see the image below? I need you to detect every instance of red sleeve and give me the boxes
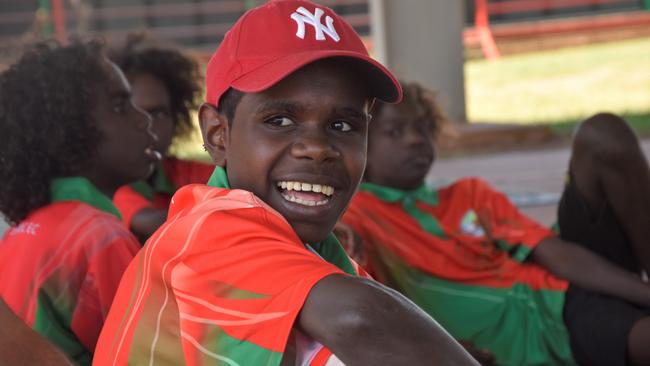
[465,178,553,262]
[70,228,140,352]
[95,187,344,364]
[176,205,345,352]
[113,185,152,228]
[163,158,215,188]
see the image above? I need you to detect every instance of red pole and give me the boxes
[474,0,500,60]
[51,0,67,43]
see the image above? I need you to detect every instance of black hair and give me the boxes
[371,80,448,140]
[109,33,202,141]
[0,39,108,224]
[217,88,244,126]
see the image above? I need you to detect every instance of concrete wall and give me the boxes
[370,0,467,122]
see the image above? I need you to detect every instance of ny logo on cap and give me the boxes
[291,6,340,42]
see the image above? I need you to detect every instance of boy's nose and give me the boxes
[133,103,157,142]
[290,131,341,162]
[404,127,428,147]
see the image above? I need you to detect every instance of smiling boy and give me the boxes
[93,1,477,365]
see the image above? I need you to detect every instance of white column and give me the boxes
[369,0,467,122]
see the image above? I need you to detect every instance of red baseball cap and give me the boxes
[205,0,401,109]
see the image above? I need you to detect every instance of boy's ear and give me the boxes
[199,103,229,167]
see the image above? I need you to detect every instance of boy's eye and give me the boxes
[388,128,401,137]
[112,103,126,114]
[112,97,130,114]
[331,120,352,132]
[149,109,171,120]
[265,116,294,127]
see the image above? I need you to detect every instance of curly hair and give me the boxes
[109,34,203,141]
[0,39,108,224]
[371,80,450,141]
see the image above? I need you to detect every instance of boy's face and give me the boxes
[93,61,160,193]
[208,59,371,244]
[365,101,436,191]
[129,72,175,155]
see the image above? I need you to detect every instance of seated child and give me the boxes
[93,1,478,365]
[0,40,160,364]
[558,112,650,366]
[110,35,213,241]
[341,81,650,366]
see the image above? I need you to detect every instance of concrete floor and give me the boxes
[430,139,650,226]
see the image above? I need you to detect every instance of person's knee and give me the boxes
[627,316,650,366]
[573,113,640,164]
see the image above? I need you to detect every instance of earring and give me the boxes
[202,144,208,152]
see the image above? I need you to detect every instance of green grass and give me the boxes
[548,112,650,138]
[465,37,650,135]
[175,37,650,160]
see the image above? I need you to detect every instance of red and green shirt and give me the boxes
[343,178,574,366]
[113,157,214,228]
[94,166,365,366]
[0,177,141,365]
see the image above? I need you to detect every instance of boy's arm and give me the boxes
[0,300,72,366]
[298,274,479,366]
[531,235,650,307]
[129,207,167,240]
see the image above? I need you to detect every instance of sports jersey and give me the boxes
[94,166,365,366]
[342,178,574,366]
[0,177,141,365]
[113,157,214,228]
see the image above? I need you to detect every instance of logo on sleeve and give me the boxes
[460,210,485,237]
[291,6,340,42]
[10,221,40,236]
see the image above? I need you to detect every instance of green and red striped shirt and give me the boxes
[113,157,214,228]
[0,177,140,365]
[94,167,364,365]
[343,178,574,366]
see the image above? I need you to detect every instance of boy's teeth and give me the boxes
[276,181,334,196]
[281,192,329,206]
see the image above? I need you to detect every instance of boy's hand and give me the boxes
[458,340,496,366]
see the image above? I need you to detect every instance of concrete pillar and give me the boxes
[370,0,467,122]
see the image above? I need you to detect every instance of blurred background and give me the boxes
[1,0,649,231]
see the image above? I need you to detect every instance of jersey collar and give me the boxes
[206,166,357,276]
[50,177,122,219]
[359,181,439,205]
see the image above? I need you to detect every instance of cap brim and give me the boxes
[230,50,402,103]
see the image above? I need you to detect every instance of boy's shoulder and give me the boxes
[437,177,500,201]
[1,201,137,260]
[162,156,214,188]
[164,184,299,249]
[443,177,493,192]
[7,201,125,236]
[168,184,285,222]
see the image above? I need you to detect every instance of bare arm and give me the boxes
[129,207,167,242]
[297,274,479,366]
[531,235,650,307]
[0,300,72,366]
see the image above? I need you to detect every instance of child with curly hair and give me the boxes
[110,35,213,241]
[0,40,160,364]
